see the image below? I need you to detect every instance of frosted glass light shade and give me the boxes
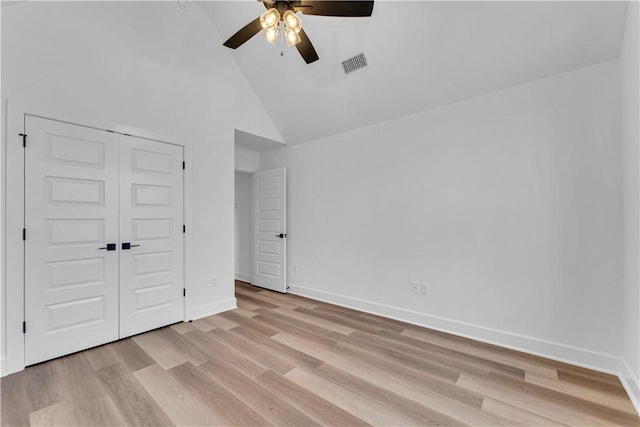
[285,26,301,46]
[260,8,280,29]
[283,10,302,33]
[263,25,280,44]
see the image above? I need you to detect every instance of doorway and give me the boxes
[235,171,252,284]
[234,167,288,293]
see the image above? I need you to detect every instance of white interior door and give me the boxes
[252,167,287,293]
[24,117,120,365]
[118,135,184,338]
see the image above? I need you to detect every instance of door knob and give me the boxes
[121,242,141,250]
[98,243,116,251]
[275,233,287,238]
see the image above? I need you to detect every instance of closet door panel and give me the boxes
[24,117,120,365]
[118,136,184,338]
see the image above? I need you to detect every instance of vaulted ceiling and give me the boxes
[200,1,628,145]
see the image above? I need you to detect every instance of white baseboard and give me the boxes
[235,273,251,283]
[1,356,6,377]
[288,284,625,378]
[620,360,640,415]
[191,297,237,320]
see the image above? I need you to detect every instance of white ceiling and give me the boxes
[199,1,628,145]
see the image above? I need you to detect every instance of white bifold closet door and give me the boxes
[118,135,184,338]
[24,116,183,366]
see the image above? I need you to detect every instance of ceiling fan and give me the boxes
[223,1,374,64]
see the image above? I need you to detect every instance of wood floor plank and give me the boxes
[254,369,371,426]
[265,290,320,309]
[236,297,262,311]
[284,366,416,426]
[170,321,198,334]
[315,362,470,426]
[196,313,241,330]
[183,328,270,378]
[236,293,279,309]
[207,328,296,375]
[402,327,560,378]
[48,352,110,407]
[84,344,118,371]
[312,304,406,333]
[231,306,259,318]
[198,358,321,426]
[235,281,259,292]
[326,330,462,382]
[168,362,272,426]
[231,325,324,370]
[272,306,357,335]
[1,362,62,426]
[28,396,128,427]
[558,368,630,396]
[155,326,210,366]
[481,397,568,426]
[254,308,342,347]
[28,401,82,427]
[95,363,174,427]
[133,364,225,426]
[297,305,385,334]
[234,288,300,310]
[525,371,638,414]
[374,329,526,379]
[218,310,279,336]
[131,329,190,370]
[108,338,156,372]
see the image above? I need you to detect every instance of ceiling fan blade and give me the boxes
[223,17,263,49]
[295,28,319,64]
[295,1,374,17]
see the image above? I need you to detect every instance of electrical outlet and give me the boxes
[412,281,420,293]
[420,282,429,295]
[293,264,299,273]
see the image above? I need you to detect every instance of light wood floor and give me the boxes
[2,281,639,426]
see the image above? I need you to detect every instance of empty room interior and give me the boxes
[1,0,640,425]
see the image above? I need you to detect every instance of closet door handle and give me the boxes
[276,233,287,238]
[98,243,116,251]
[121,242,140,250]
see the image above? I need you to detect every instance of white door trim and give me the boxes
[1,106,193,376]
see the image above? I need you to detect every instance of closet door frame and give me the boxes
[3,108,193,375]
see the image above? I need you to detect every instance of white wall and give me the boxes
[262,61,623,371]
[621,1,640,411]
[1,1,282,374]
[235,147,260,173]
[235,172,252,282]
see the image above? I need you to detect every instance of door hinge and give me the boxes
[22,228,26,241]
[19,133,26,147]
[183,225,186,233]
[183,288,186,297]
[182,161,185,170]
[22,321,26,334]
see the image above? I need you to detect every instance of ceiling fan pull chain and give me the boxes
[280,21,284,57]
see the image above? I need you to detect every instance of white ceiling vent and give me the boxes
[340,53,368,76]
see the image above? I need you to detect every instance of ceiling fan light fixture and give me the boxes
[263,25,280,44]
[285,26,301,46]
[283,10,302,34]
[260,8,280,29]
